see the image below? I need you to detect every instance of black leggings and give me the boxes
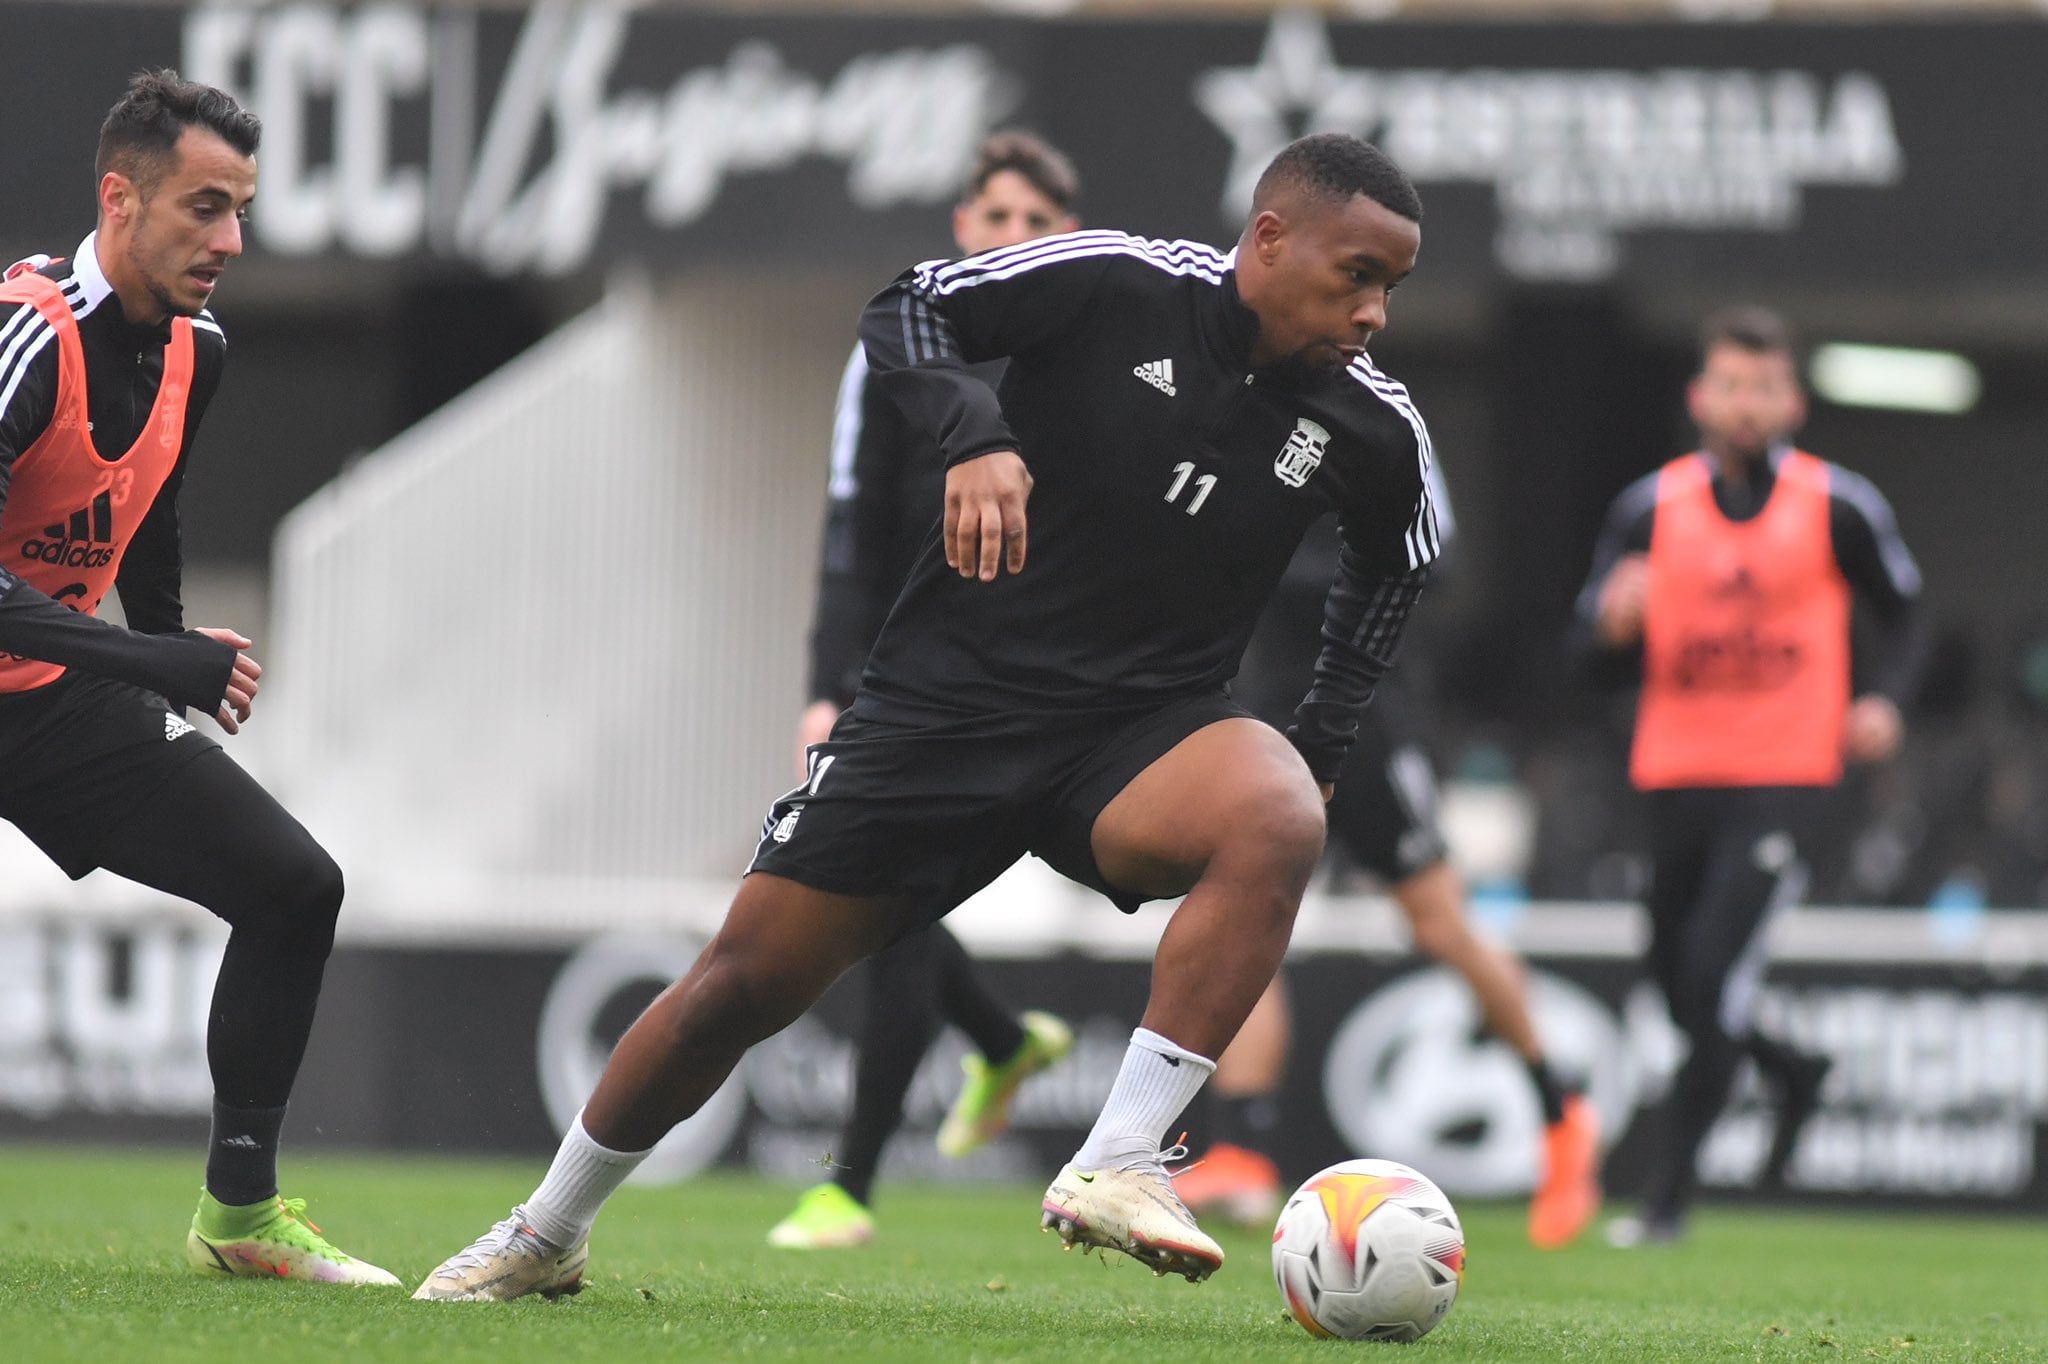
[833,924,1024,1206]
[1636,784,1826,1221]
[90,748,343,1110]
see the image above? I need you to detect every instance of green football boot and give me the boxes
[187,1191,400,1285]
[767,1183,876,1249]
[937,1010,1075,1159]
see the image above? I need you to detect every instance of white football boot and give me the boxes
[1040,1147,1224,1283]
[412,1207,588,1302]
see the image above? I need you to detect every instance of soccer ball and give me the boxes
[1270,1158,1465,1342]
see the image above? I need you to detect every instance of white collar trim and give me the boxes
[72,232,115,316]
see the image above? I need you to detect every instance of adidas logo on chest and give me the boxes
[18,489,118,569]
[1133,358,1176,396]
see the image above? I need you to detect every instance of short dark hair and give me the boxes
[1699,305,1796,368]
[96,69,261,201]
[965,130,1079,212]
[1252,133,1422,225]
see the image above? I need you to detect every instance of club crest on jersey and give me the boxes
[1274,417,1330,489]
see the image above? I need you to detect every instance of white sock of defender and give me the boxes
[520,1111,650,1249]
[1072,1028,1216,1172]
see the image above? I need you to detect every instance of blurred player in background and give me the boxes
[1175,478,1600,1251]
[416,133,1436,1301]
[1580,306,1921,1245]
[767,131,1082,1252]
[0,71,395,1286]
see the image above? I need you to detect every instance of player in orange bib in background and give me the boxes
[0,71,395,1286]
[1579,307,1922,1245]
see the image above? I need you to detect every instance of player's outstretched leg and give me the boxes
[1394,860,1601,1249]
[416,875,908,1302]
[91,747,399,1287]
[1040,719,1323,1283]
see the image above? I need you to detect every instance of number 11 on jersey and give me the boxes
[1165,461,1218,515]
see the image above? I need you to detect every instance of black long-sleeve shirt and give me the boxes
[804,344,1005,709]
[1576,445,1923,702]
[0,237,236,713]
[855,230,1439,782]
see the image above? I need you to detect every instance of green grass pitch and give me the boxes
[2,1145,2043,1362]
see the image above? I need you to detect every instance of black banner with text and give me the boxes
[2,4,2045,290]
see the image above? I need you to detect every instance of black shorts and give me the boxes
[0,671,220,878]
[1325,701,1448,885]
[748,690,1252,922]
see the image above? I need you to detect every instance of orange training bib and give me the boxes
[0,272,192,692]
[1631,450,1850,789]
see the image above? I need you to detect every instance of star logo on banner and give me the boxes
[1195,10,1906,283]
[1192,10,1377,226]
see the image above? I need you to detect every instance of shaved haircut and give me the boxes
[1251,133,1422,225]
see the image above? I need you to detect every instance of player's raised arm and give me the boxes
[860,236,1131,579]
[0,569,239,714]
[859,235,1124,454]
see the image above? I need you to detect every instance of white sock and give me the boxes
[1071,1028,1215,1172]
[521,1111,650,1249]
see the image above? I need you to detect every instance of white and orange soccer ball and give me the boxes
[1270,1158,1465,1342]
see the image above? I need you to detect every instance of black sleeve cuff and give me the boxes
[1286,703,1357,785]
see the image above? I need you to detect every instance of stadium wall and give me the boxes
[4,892,2046,1211]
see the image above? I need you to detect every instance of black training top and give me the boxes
[855,230,1440,782]
[0,236,235,713]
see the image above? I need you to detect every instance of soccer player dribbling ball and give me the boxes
[0,71,396,1286]
[417,133,1438,1302]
